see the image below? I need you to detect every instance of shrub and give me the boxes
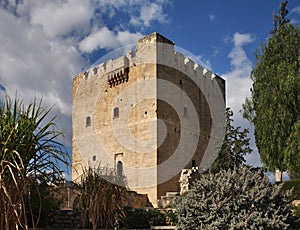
[175,166,299,229]
[278,180,300,200]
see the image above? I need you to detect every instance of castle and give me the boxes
[72,32,225,206]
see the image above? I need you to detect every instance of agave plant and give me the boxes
[0,95,69,229]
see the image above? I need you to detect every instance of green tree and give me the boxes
[243,1,300,181]
[210,108,252,174]
[175,166,299,229]
[0,95,68,229]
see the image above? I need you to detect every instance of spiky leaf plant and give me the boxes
[0,95,69,229]
[74,166,125,230]
[175,166,299,229]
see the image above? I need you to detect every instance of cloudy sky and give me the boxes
[0,0,299,179]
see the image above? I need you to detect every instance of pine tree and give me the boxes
[210,108,251,174]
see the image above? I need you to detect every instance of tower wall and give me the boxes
[72,32,225,206]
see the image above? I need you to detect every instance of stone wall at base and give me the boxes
[47,210,81,229]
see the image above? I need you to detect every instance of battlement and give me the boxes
[75,32,221,83]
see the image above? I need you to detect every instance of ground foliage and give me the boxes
[74,167,125,230]
[175,166,299,229]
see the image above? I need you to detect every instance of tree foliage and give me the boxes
[175,166,299,229]
[0,95,68,229]
[242,1,300,177]
[210,108,251,174]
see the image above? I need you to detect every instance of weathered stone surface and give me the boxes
[72,32,225,207]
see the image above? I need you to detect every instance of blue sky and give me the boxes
[0,0,299,180]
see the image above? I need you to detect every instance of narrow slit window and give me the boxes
[117,161,123,177]
[192,160,196,167]
[86,116,91,127]
[184,106,188,117]
[113,107,119,118]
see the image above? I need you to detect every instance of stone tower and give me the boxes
[72,32,225,206]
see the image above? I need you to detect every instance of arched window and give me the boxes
[117,161,123,177]
[113,107,119,118]
[86,116,91,127]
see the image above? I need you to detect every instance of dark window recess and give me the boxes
[113,107,119,118]
[86,116,91,127]
[145,111,147,115]
[93,155,96,161]
[179,79,182,85]
[117,161,123,177]
[192,160,196,167]
[184,106,188,117]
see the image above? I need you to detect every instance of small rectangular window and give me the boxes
[184,106,188,117]
[93,155,96,161]
[113,107,119,118]
[86,116,91,127]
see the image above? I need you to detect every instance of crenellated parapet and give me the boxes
[75,32,220,85]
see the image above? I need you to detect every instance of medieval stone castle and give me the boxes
[72,32,225,206]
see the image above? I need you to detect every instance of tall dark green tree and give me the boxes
[210,108,252,174]
[243,1,300,181]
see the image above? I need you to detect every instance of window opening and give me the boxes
[86,116,91,127]
[117,161,123,177]
[113,107,119,118]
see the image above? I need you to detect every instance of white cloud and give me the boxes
[209,14,216,21]
[0,7,85,145]
[79,27,143,52]
[79,27,120,52]
[232,32,255,47]
[221,32,259,166]
[222,32,255,115]
[117,31,144,45]
[228,46,252,71]
[130,2,169,27]
[15,0,93,38]
[0,0,170,150]
[291,5,300,14]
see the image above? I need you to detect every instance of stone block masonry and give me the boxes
[72,32,225,207]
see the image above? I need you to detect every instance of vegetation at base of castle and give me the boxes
[73,166,125,230]
[0,95,69,229]
[24,175,64,228]
[277,179,300,200]
[210,107,252,174]
[121,207,177,229]
[175,165,299,230]
[242,0,300,181]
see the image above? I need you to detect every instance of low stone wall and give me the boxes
[47,210,81,229]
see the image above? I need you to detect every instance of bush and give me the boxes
[278,180,300,200]
[175,166,299,229]
[121,207,177,228]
